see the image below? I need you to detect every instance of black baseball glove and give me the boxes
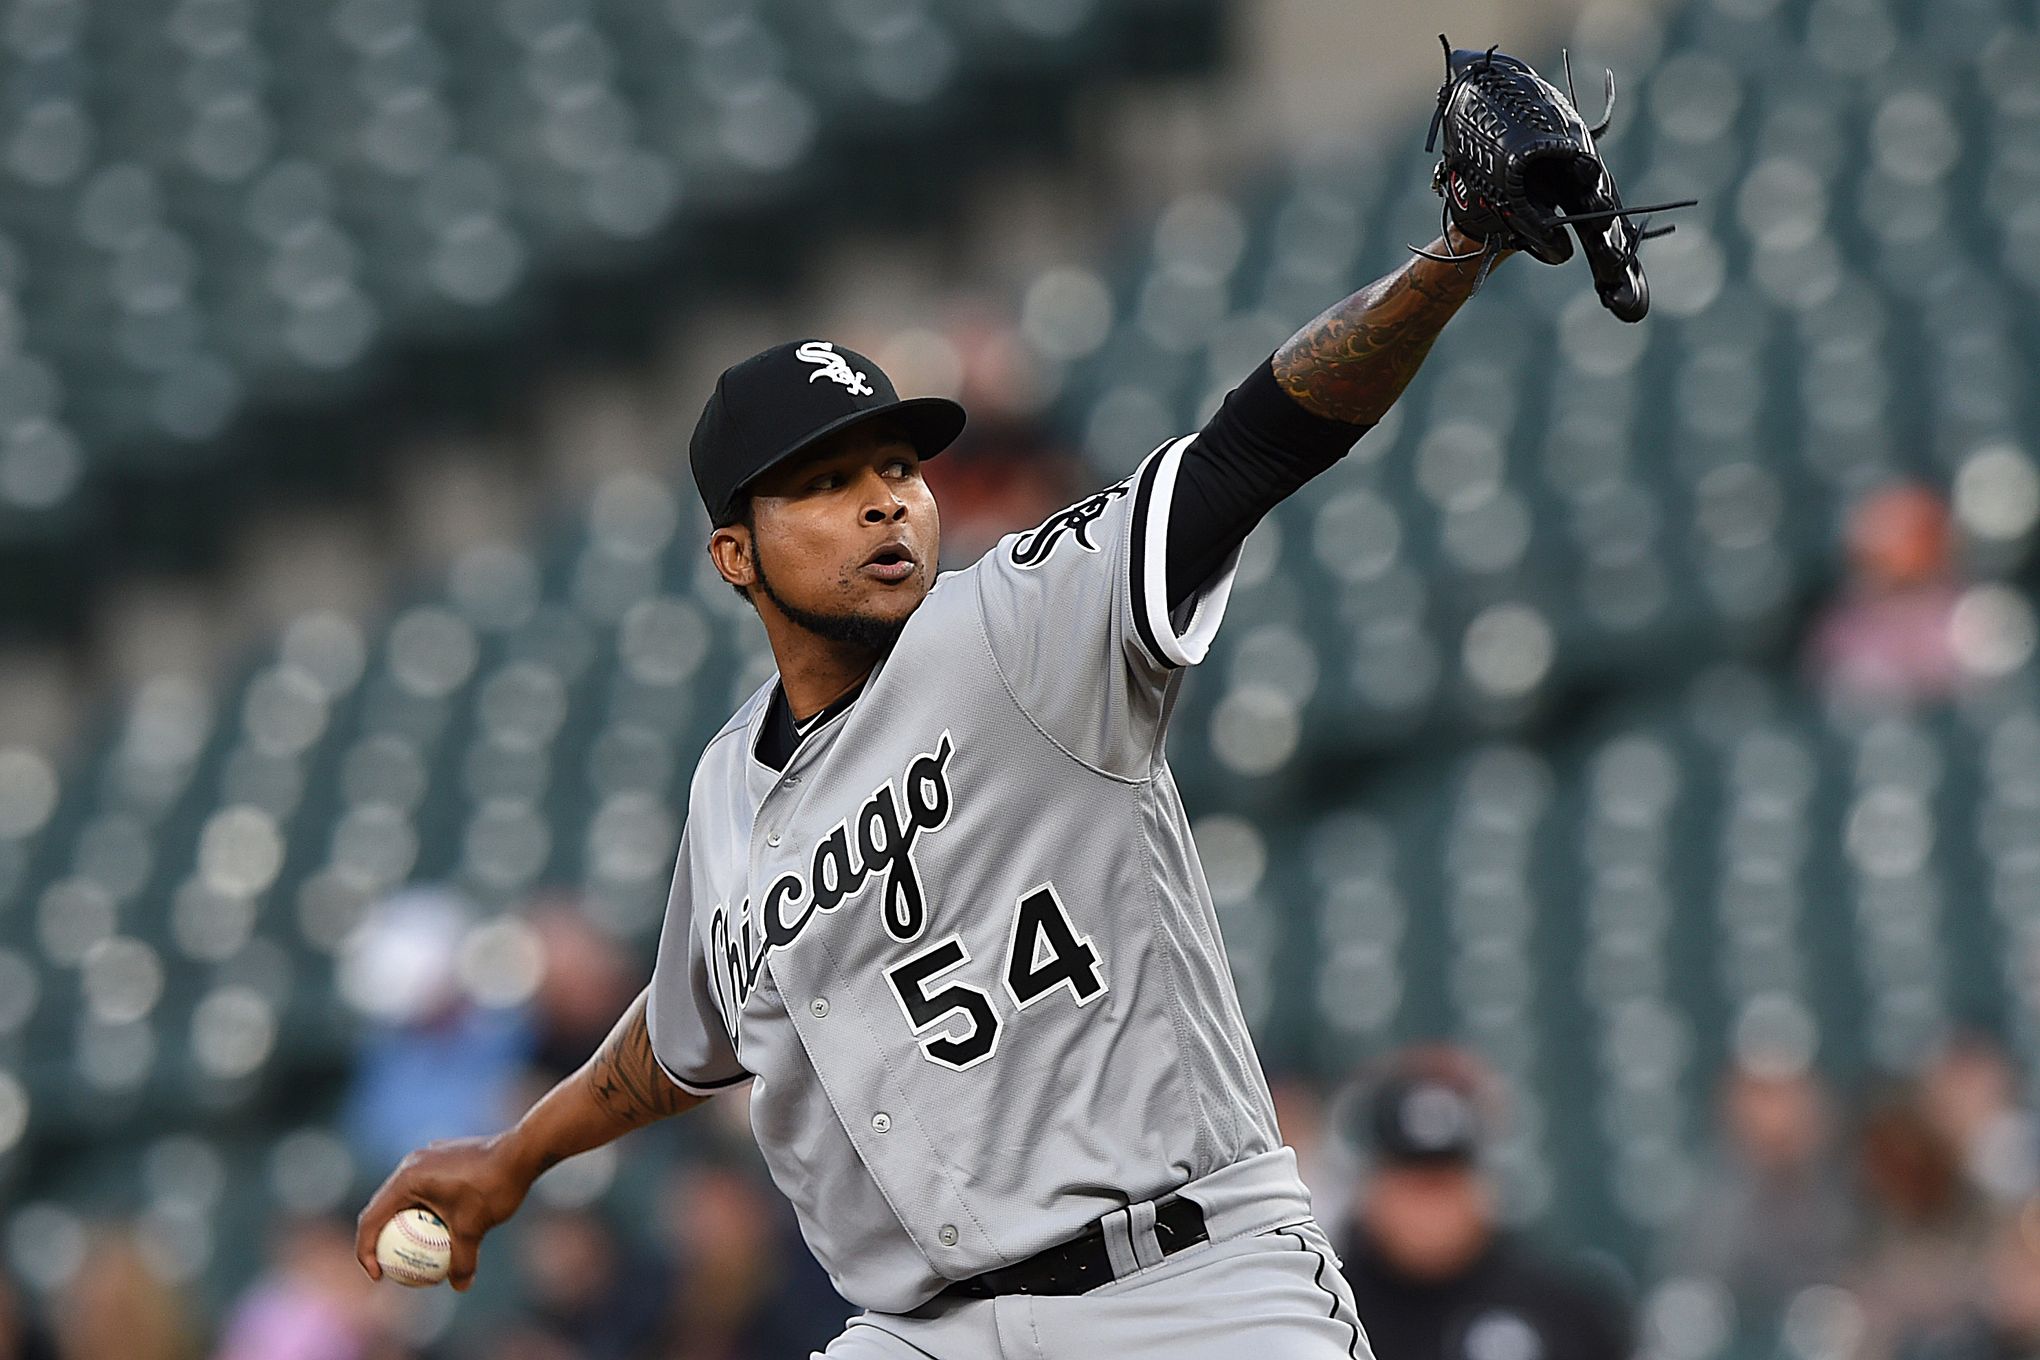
[1422,37,1693,322]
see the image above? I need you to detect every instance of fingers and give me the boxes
[410,1188,482,1292]
[448,1231,481,1293]
[359,1174,405,1280]
[355,1173,483,1290]
[354,1140,514,1291]
[354,1153,441,1283]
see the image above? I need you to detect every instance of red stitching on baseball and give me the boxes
[391,1215,448,1264]
[395,1214,450,1252]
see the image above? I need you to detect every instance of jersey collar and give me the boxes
[752,675,868,772]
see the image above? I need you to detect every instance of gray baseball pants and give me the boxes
[816,1158,1370,1359]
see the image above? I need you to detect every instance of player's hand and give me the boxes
[354,1132,538,1291]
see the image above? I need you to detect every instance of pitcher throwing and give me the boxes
[357,42,1678,1356]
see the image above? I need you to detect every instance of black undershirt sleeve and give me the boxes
[1164,356,1375,611]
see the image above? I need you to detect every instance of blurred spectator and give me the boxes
[212,1216,407,1360]
[339,887,535,1173]
[504,1207,664,1360]
[1851,1088,1992,1360]
[1898,1198,2040,1360]
[657,1158,850,1360]
[923,445,1085,565]
[1919,1031,2038,1208]
[1807,484,1963,708]
[1668,1059,1857,1333]
[524,900,639,1084]
[0,1269,54,1360]
[52,1229,197,1360]
[1337,1051,1631,1360]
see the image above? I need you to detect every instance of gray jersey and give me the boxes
[647,433,1291,1314]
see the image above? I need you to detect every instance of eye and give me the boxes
[885,458,915,477]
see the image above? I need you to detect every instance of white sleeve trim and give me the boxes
[656,1053,752,1098]
[1137,433,1242,668]
[644,984,749,1097]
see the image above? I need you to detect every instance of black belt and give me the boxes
[939,1196,1209,1299]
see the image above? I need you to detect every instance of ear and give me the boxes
[709,523,756,591]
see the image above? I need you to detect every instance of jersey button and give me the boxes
[871,1112,892,1134]
[938,1225,959,1247]
[810,998,829,1018]
[766,832,781,847]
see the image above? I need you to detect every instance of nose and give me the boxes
[859,473,908,524]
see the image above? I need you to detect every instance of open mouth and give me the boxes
[862,543,916,583]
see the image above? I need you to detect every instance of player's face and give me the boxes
[730,425,940,646]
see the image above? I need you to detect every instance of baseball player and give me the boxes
[357,44,1678,1357]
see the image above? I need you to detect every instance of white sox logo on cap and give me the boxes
[796,341,874,396]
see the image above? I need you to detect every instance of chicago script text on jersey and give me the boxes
[708,732,957,1046]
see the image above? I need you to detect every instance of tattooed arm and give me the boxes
[356,989,703,1289]
[513,987,706,1165]
[1272,226,1505,425]
[1160,228,1506,606]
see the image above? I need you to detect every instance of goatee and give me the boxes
[753,546,910,653]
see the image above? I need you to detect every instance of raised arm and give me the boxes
[1160,228,1505,609]
[354,988,704,1290]
[1271,227,1504,426]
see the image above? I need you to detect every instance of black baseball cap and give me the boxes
[689,339,968,526]
[1365,1072,1484,1166]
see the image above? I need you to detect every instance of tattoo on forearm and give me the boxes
[1272,240,1490,425]
[587,998,695,1125]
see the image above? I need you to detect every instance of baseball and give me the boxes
[375,1206,453,1287]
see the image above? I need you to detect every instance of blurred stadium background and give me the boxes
[3,0,2040,1356]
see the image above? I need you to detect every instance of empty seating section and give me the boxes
[1269,667,2040,1263]
[1043,0,2040,769]
[0,0,1222,549]
[0,475,773,1300]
